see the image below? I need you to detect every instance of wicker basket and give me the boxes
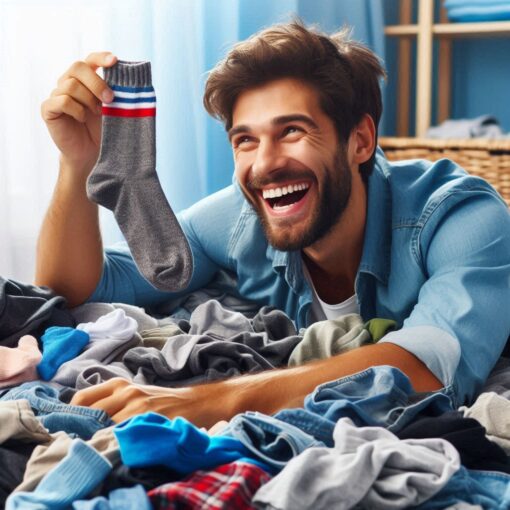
[379,137,510,207]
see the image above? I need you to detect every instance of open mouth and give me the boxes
[261,182,310,211]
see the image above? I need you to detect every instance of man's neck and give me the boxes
[303,172,367,304]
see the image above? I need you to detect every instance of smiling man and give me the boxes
[37,22,510,426]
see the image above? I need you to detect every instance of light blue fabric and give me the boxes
[90,148,510,406]
[222,410,324,473]
[99,1,384,244]
[6,439,112,510]
[446,5,510,22]
[0,382,114,440]
[72,485,152,510]
[273,366,453,446]
[304,366,453,430]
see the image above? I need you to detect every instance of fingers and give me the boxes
[42,52,117,124]
[58,52,117,104]
[53,77,101,114]
[84,51,117,71]
[41,94,87,123]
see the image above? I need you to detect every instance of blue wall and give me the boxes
[382,0,510,135]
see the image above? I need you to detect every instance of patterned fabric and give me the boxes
[148,461,270,509]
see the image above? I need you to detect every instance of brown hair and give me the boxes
[203,20,386,180]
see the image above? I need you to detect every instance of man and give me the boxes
[37,22,510,427]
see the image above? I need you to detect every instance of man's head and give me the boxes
[203,21,385,251]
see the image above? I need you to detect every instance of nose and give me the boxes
[251,138,289,182]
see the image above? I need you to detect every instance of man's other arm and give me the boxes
[72,342,441,428]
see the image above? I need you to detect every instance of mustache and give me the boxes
[246,169,315,191]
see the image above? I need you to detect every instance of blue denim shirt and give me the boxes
[89,148,510,405]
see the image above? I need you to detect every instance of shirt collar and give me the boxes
[358,148,392,285]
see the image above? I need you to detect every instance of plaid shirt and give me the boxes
[148,461,271,509]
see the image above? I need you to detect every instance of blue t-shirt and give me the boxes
[89,148,510,406]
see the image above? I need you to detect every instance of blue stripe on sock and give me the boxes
[113,96,156,103]
[111,84,155,93]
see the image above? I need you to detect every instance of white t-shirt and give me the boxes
[302,261,360,322]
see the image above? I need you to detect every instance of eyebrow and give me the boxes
[228,114,319,141]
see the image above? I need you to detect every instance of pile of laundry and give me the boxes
[1,277,510,509]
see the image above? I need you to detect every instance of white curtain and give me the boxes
[0,0,171,282]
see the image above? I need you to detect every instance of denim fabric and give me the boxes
[222,411,324,473]
[416,467,510,509]
[89,148,510,406]
[304,366,453,433]
[274,366,453,445]
[274,408,335,447]
[0,382,113,440]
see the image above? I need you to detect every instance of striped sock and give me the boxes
[87,60,192,292]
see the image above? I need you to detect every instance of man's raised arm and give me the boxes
[35,52,118,306]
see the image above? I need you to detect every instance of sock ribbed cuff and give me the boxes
[104,60,152,88]
[102,60,156,117]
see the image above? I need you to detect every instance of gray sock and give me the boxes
[87,60,192,291]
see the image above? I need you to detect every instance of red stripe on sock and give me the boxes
[102,107,156,117]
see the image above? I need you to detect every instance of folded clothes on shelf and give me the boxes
[426,115,510,139]
[444,0,510,22]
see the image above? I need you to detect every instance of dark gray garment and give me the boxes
[125,300,300,387]
[0,278,75,348]
[75,300,300,389]
[86,60,192,292]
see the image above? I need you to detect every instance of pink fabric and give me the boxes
[0,335,42,388]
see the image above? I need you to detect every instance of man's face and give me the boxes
[230,77,352,251]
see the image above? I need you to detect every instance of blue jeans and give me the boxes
[0,382,113,440]
[416,467,510,509]
[306,366,453,431]
[222,411,324,473]
[274,408,335,447]
[275,366,453,445]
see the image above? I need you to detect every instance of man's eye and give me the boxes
[234,136,252,147]
[283,126,302,136]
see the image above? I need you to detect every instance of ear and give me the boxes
[350,114,376,165]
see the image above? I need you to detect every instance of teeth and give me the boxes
[273,203,293,211]
[262,182,309,200]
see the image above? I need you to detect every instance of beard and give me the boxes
[244,146,352,251]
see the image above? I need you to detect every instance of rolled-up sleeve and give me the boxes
[379,190,510,405]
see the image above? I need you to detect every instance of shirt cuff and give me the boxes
[378,325,461,387]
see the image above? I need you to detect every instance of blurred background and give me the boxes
[0,0,509,282]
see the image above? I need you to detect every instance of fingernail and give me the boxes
[106,54,116,64]
[102,89,113,103]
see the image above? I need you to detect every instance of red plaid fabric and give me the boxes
[148,461,271,509]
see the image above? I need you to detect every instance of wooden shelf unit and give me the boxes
[384,0,510,137]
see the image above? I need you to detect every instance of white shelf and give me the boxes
[385,21,510,38]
